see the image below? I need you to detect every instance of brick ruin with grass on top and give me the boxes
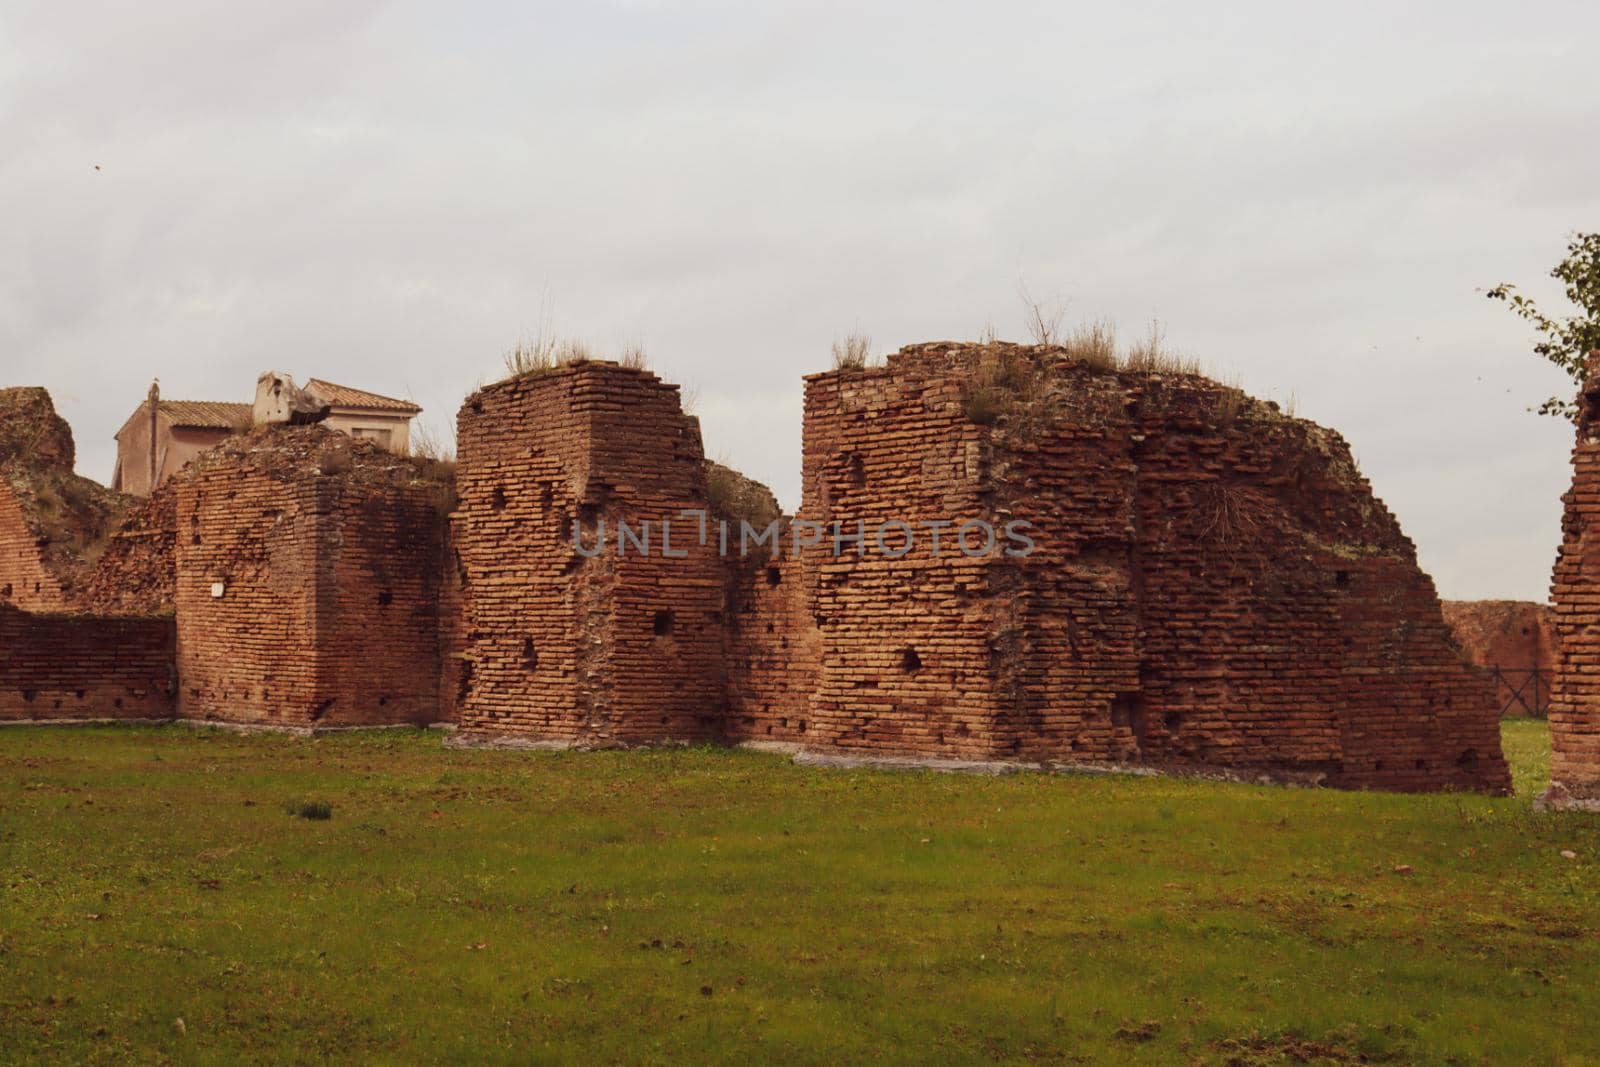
[450,362,727,744]
[0,347,1513,793]
[736,343,1509,792]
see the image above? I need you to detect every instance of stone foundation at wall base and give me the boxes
[1535,782,1600,813]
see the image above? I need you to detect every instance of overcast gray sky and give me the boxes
[2,0,1595,600]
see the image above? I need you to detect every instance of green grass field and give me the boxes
[1,719,1596,1064]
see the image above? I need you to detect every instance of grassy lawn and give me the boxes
[1,718,1596,1065]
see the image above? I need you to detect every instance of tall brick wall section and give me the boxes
[0,604,175,721]
[452,363,725,744]
[174,428,448,729]
[760,344,1508,792]
[1546,358,1600,809]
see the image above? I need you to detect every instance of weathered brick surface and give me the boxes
[762,344,1508,792]
[1443,600,1557,673]
[0,387,129,612]
[0,479,70,611]
[174,427,448,729]
[723,544,818,744]
[0,603,174,721]
[1546,359,1600,806]
[452,363,725,743]
[77,482,179,616]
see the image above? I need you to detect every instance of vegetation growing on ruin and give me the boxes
[1488,231,1600,421]
[0,719,1593,1064]
[831,333,873,370]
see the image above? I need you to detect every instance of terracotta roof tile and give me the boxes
[158,400,252,430]
[304,379,421,414]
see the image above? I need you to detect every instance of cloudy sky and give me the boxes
[2,0,1596,600]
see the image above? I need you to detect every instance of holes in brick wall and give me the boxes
[521,637,538,670]
[1335,570,1351,588]
[0,583,9,599]
[456,660,474,706]
[1162,711,1182,732]
[1413,758,1426,770]
[766,566,781,586]
[653,610,675,637]
[846,452,866,488]
[21,689,36,703]
[900,647,922,674]
[1455,748,1478,770]
[1375,759,1386,772]
[309,699,335,722]
[377,590,393,607]
[491,487,507,510]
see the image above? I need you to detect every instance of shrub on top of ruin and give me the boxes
[1487,232,1600,421]
[409,420,457,496]
[502,334,596,380]
[963,348,1051,430]
[1060,319,1120,371]
[831,334,873,370]
[618,343,649,371]
[1121,319,1200,375]
[705,460,782,531]
[1019,283,1065,346]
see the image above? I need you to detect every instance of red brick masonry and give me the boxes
[1546,357,1600,809]
[0,603,174,721]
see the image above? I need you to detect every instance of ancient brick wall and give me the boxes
[0,480,70,611]
[0,603,175,721]
[723,544,818,744]
[77,482,179,616]
[175,428,448,729]
[0,387,130,612]
[1442,599,1556,716]
[452,362,725,744]
[1443,600,1557,672]
[767,343,1509,792]
[1546,358,1600,808]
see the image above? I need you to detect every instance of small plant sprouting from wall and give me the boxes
[502,335,596,379]
[831,334,873,370]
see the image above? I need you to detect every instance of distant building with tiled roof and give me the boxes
[301,379,422,454]
[113,379,422,497]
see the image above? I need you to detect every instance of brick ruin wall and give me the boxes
[746,345,1509,792]
[1442,599,1556,717]
[1546,360,1600,808]
[77,481,179,616]
[0,479,72,611]
[452,364,725,744]
[1443,600,1557,673]
[0,603,175,722]
[174,429,448,729]
[0,362,1513,795]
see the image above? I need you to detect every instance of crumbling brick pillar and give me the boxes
[1545,354,1600,810]
[452,362,725,744]
[785,343,1509,792]
[174,429,448,729]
